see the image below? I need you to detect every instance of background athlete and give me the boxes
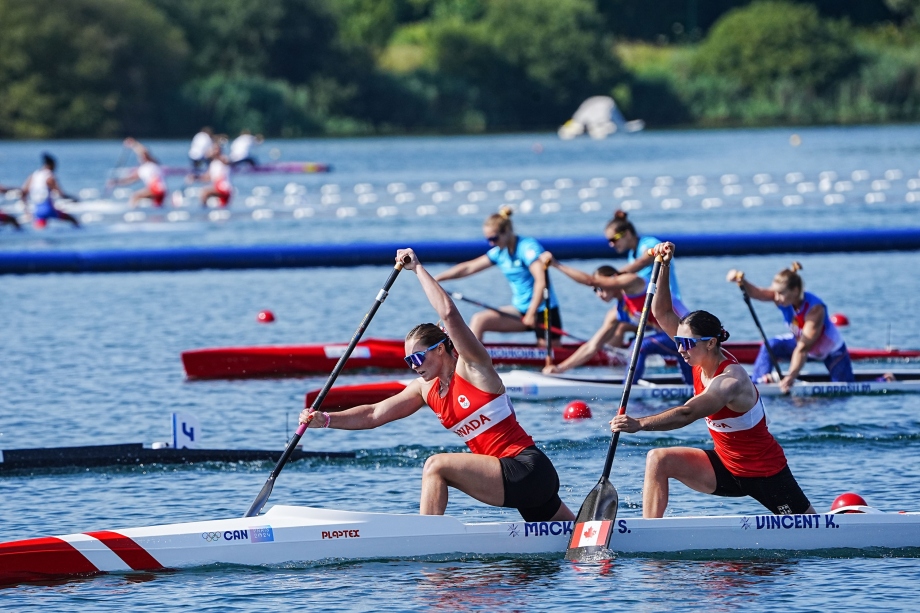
[20,153,80,229]
[109,138,168,208]
[300,248,574,522]
[727,262,854,392]
[611,242,815,518]
[435,206,561,345]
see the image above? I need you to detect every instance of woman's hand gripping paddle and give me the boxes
[543,263,554,369]
[244,257,409,517]
[565,257,663,561]
[733,274,783,382]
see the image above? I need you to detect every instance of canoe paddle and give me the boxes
[735,278,783,381]
[542,264,554,368]
[104,145,129,197]
[244,257,409,518]
[449,291,587,342]
[565,256,662,561]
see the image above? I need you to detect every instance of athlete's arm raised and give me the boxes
[399,248,502,392]
[780,303,826,392]
[726,269,774,302]
[649,242,680,338]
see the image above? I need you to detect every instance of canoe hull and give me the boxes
[3,506,919,585]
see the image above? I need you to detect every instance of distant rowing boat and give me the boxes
[307,369,920,409]
[158,161,332,176]
[1,505,917,585]
[181,337,920,380]
[0,443,353,474]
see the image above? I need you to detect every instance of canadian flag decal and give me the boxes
[570,520,612,548]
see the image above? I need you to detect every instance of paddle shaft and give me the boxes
[601,259,662,479]
[543,265,553,368]
[104,146,130,195]
[738,284,783,380]
[244,258,407,517]
[449,292,586,342]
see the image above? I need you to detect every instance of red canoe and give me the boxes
[182,337,918,380]
[181,338,630,379]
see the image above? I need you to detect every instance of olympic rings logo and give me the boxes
[201,531,223,542]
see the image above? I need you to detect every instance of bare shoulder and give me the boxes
[718,363,759,411]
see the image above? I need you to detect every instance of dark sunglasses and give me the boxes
[674,336,714,351]
[607,231,625,245]
[593,286,602,295]
[486,234,500,244]
[404,338,447,368]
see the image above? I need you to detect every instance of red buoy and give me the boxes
[563,400,592,420]
[257,310,275,323]
[830,312,849,327]
[830,492,867,513]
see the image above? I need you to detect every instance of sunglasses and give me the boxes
[486,234,500,244]
[404,338,447,368]
[674,336,714,351]
[607,231,625,245]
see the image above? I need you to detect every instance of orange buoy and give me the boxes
[830,313,849,327]
[257,310,275,323]
[563,400,592,420]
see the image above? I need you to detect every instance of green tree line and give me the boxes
[0,0,915,138]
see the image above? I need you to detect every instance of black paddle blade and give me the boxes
[564,476,619,561]
[244,475,276,517]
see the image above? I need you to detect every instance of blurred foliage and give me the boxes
[1,0,920,137]
[0,0,187,138]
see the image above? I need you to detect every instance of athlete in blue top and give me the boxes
[606,210,685,306]
[727,262,854,393]
[435,207,561,344]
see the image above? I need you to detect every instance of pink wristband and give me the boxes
[322,412,331,428]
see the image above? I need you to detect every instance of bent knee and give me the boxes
[422,454,449,477]
[645,448,679,474]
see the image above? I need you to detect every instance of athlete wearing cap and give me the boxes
[300,248,574,522]
[610,241,814,518]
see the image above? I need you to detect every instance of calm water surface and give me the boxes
[3,126,920,611]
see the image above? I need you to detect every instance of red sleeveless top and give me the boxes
[695,353,787,478]
[425,373,534,458]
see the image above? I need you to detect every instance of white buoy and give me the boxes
[723,185,743,196]
[613,187,632,199]
[824,194,845,206]
[782,195,803,207]
[580,201,601,212]
[720,174,739,185]
[124,211,146,222]
[420,182,440,193]
[354,183,374,194]
[797,182,816,194]
[701,198,723,209]
[453,180,473,192]
[209,209,231,221]
[884,169,903,181]
[541,189,560,200]
[468,191,487,202]
[167,211,190,222]
[834,181,853,193]
[431,192,451,204]
[687,185,706,197]
[245,196,265,207]
[621,199,642,210]
[357,193,378,205]
[578,188,597,199]
[252,186,271,197]
[504,190,524,201]
[759,183,778,195]
[283,195,302,207]
[651,186,670,198]
[753,173,772,185]
[519,199,535,213]
[865,192,886,204]
[554,178,574,189]
[655,176,673,186]
[252,209,274,220]
[819,171,837,182]
[540,202,561,213]
[661,198,682,209]
[589,178,609,188]
[906,192,920,203]
[486,181,506,191]
[320,194,341,206]
[395,192,415,204]
[387,182,406,194]
[377,206,398,217]
[293,207,314,218]
[457,204,479,215]
[416,205,438,216]
[908,178,920,190]
[622,176,640,187]
[852,170,870,182]
[320,184,340,195]
[521,179,540,190]
[79,188,100,200]
[871,180,891,191]
[785,172,804,184]
[687,175,706,186]
[284,182,305,195]
[742,196,763,208]
[336,207,358,218]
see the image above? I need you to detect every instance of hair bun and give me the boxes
[790,261,802,273]
[718,328,731,342]
[498,205,513,219]
[613,209,628,221]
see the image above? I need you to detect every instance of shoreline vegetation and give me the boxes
[1,0,919,139]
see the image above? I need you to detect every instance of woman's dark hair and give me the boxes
[679,310,730,344]
[594,265,619,277]
[774,261,804,294]
[41,152,56,170]
[405,323,454,353]
[605,209,636,236]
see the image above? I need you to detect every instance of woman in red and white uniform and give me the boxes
[110,138,167,207]
[300,248,574,522]
[198,143,232,207]
[610,241,814,518]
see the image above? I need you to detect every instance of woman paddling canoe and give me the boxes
[537,259,638,374]
[611,242,815,518]
[726,262,854,393]
[300,248,574,522]
[434,206,560,345]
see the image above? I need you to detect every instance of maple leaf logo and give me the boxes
[583,526,596,539]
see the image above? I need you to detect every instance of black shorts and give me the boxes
[706,449,811,515]
[499,446,562,521]
[522,306,562,343]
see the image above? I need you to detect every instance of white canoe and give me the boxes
[313,369,920,409]
[2,505,919,584]
[501,369,920,402]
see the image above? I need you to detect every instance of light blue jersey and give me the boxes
[487,236,559,313]
[630,235,684,303]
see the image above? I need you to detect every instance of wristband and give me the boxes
[322,411,331,428]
